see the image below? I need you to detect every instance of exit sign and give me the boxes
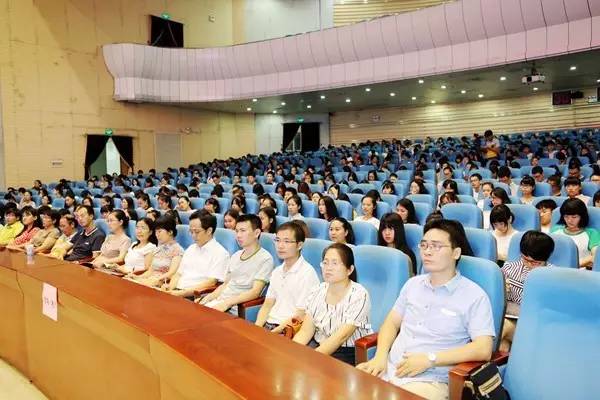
[161,12,171,20]
[297,117,304,123]
[104,128,113,136]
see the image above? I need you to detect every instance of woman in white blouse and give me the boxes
[354,195,380,230]
[293,243,372,365]
[121,218,157,274]
[287,194,305,220]
[490,205,519,265]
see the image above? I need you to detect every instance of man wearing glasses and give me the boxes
[500,231,555,352]
[255,222,319,333]
[163,210,229,299]
[357,219,494,400]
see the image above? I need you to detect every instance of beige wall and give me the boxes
[334,0,452,27]
[0,0,254,187]
[330,89,600,145]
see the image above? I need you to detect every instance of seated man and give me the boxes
[46,213,79,259]
[163,210,229,298]
[64,205,106,262]
[500,231,554,352]
[564,176,591,205]
[531,166,545,183]
[255,222,319,333]
[357,219,494,400]
[535,199,557,234]
[0,207,24,246]
[197,214,273,314]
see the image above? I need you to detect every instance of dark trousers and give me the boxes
[308,339,355,365]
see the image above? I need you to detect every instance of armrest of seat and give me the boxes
[448,351,509,400]
[237,297,265,320]
[354,332,378,365]
[193,285,219,297]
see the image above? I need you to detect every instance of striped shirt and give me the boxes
[304,281,372,347]
[501,259,554,305]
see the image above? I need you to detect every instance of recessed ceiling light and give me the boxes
[430,100,436,104]
[365,87,371,92]
[390,92,396,97]
[252,98,258,102]
[307,105,312,109]
[246,107,252,111]
[500,76,507,81]
[570,66,577,71]
[281,102,286,106]
[596,79,600,83]
[460,90,466,94]
[345,98,351,103]
[533,87,539,91]
[441,85,446,89]
[411,96,417,100]
[418,79,424,84]
[272,110,277,114]
[478,94,484,98]
[320,95,326,99]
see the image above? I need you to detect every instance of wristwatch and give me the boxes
[427,352,437,367]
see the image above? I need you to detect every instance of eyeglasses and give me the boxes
[320,261,343,268]
[274,238,297,245]
[418,241,451,252]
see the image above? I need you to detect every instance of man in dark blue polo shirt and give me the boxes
[65,205,105,262]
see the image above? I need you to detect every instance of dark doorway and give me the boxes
[84,135,134,179]
[282,123,320,152]
[149,15,184,48]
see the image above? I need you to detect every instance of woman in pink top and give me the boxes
[8,206,41,247]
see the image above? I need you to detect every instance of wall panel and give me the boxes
[334,0,454,27]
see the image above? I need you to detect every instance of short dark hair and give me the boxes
[558,198,589,227]
[497,166,512,178]
[237,213,262,232]
[491,187,511,204]
[396,198,417,224]
[535,199,557,211]
[111,209,129,228]
[190,209,216,234]
[531,166,544,175]
[276,221,306,243]
[490,204,514,225]
[520,175,535,187]
[470,173,482,181]
[520,231,554,261]
[322,243,357,282]
[563,176,582,187]
[77,204,95,217]
[423,219,464,250]
[154,215,177,237]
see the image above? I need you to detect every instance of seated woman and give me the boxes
[45,213,78,259]
[64,193,78,213]
[287,194,304,220]
[137,193,154,212]
[564,176,591,205]
[0,207,24,246]
[311,192,323,205]
[438,192,459,208]
[328,217,355,246]
[409,180,428,195]
[395,198,418,224]
[231,196,247,215]
[490,205,520,265]
[381,182,396,195]
[11,207,60,254]
[224,209,240,230]
[130,215,184,287]
[500,231,555,352]
[120,197,138,221]
[7,206,41,248]
[121,218,157,275]
[327,184,341,201]
[483,187,511,229]
[92,210,132,269]
[259,207,277,234]
[19,190,36,209]
[535,199,557,234]
[318,196,339,222]
[477,181,494,210]
[355,195,380,229]
[204,198,221,214]
[293,243,372,365]
[518,175,536,205]
[176,196,192,212]
[551,198,599,269]
[377,213,417,275]
[441,179,458,194]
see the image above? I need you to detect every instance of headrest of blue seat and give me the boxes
[504,268,600,399]
[175,224,194,248]
[246,198,259,214]
[380,194,399,211]
[349,221,378,245]
[259,233,282,265]
[441,203,483,229]
[531,196,568,208]
[353,245,411,330]
[301,200,318,218]
[52,198,65,209]
[456,182,472,195]
[275,216,289,228]
[304,217,330,240]
[406,194,436,210]
[404,223,423,274]
[456,195,477,205]
[95,219,110,236]
[214,228,240,255]
[214,213,224,228]
[353,183,377,194]
[412,202,432,225]
[594,249,600,271]
[374,201,391,219]
[127,220,136,239]
[347,193,363,209]
[505,204,540,231]
[506,231,579,268]
[216,197,230,213]
[301,238,333,281]
[456,255,506,350]
[178,211,192,225]
[274,199,288,217]
[334,200,353,220]
[582,182,599,197]
[464,228,497,262]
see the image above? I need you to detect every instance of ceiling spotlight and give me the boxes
[500,76,507,81]
[252,98,258,102]
[478,94,484,98]
[430,100,436,104]
[273,110,277,114]
[570,66,577,71]
[365,87,371,92]
[418,79,424,84]
[307,105,312,109]
[246,107,252,111]
[460,90,466,94]
[390,92,396,97]
[281,102,286,106]
[441,85,447,89]
[597,79,600,83]
[533,87,539,91]
[345,98,351,103]
[411,96,417,100]
[320,95,326,99]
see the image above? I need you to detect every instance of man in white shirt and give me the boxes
[164,210,229,298]
[255,222,320,333]
[469,173,483,200]
[198,214,273,314]
[497,166,518,196]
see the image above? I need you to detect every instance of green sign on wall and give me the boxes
[104,128,113,136]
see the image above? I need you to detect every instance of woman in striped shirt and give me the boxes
[293,243,372,365]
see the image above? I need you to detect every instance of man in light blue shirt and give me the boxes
[357,219,495,400]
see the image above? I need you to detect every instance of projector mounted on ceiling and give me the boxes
[522,65,545,85]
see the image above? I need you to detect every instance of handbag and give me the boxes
[463,361,510,400]
[282,318,303,339]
